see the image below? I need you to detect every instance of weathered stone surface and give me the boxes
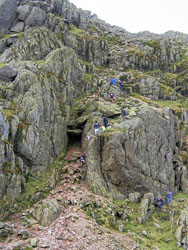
[10,22,25,33]
[139,77,160,100]
[0,65,18,82]
[137,193,155,224]
[25,7,47,28]
[30,199,60,227]
[17,5,32,21]
[84,107,177,198]
[0,0,17,30]
[181,166,188,195]
[128,192,141,203]
[0,27,63,63]
[175,207,188,248]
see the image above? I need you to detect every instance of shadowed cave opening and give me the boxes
[67,130,82,147]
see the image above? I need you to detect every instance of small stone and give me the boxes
[29,238,38,247]
[142,230,148,237]
[0,223,4,229]
[40,243,50,248]
[18,229,29,239]
[153,222,161,229]
[118,224,124,232]
[82,232,87,238]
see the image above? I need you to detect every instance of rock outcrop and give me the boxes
[0,0,17,31]
[83,106,177,199]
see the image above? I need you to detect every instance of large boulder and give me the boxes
[181,166,188,195]
[30,199,60,227]
[84,107,177,198]
[17,5,32,21]
[0,0,17,30]
[137,193,155,224]
[0,65,18,82]
[175,207,188,248]
[25,7,47,28]
[138,77,160,100]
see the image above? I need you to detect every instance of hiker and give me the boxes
[119,80,124,91]
[109,92,115,102]
[80,156,85,166]
[94,120,100,134]
[100,124,106,132]
[103,116,108,129]
[82,152,86,161]
[156,198,163,210]
[122,109,127,121]
[166,191,173,205]
[110,77,117,86]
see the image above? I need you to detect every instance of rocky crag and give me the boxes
[0,0,188,249]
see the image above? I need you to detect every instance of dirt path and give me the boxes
[1,147,139,250]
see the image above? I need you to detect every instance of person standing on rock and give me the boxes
[119,80,124,91]
[122,109,127,121]
[110,77,117,85]
[109,92,115,102]
[103,116,108,129]
[82,152,86,161]
[156,198,163,210]
[80,156,85,166]
[166,191,173,205]
[94,120,100,134]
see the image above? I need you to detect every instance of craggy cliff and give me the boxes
[0,0,188,249]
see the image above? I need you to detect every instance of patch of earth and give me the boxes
[0,147,138,250]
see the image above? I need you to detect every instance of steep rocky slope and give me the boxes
[0,0,188,249]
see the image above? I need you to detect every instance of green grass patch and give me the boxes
[154,98,188,114]
[2,109,16,120]
[0,62,5,69]
[143,40,160,49]
[0,151,66,220]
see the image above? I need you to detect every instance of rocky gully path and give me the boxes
[0,147,139,250]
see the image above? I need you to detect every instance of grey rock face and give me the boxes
[25,7,47,28]
[30,199,60,227]
[10,22,25,33]
[139,77,160,100]
[84,107,177,199]
[0,27,63,63]
[17,5,32,21]
[0,0,17,30]
[181,166,188,195]
[175,207,188,248]
[0,65,18,82]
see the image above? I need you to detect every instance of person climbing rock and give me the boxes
[122,109,127,121]
[166,191,173,205]
[100,124,106,132]
[156,198,163,210]
[94,120,100,134]
[119,80,124,91]
[79,156,85,166]
[103,116,108,129]
[82,152,86,161]
[110,77,117,85]
[109,92,115,102]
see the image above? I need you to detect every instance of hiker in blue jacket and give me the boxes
[109,92,115,102]
[94,120,100,134]
[110,77,117,85]
[119,80,124,91]
[122,109,127,121]
[166,191,173,205]
[103,116,108,129]
[156,198,163,210]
